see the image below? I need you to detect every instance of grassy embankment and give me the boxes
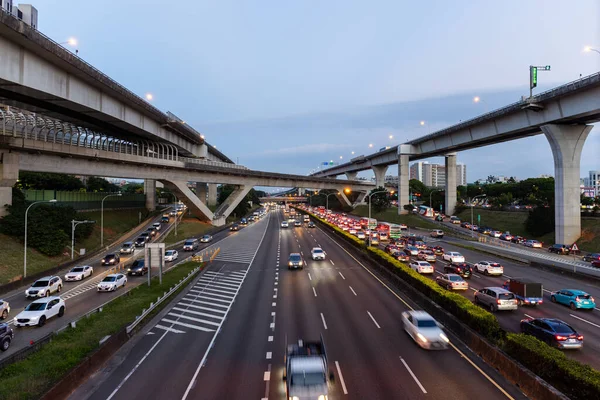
[350,206,439,230]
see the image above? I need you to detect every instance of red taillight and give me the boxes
[457,267,461,271]
[496,299,501,305]
[555,335,568,341]
[575,297,580,302]
[577,335,584,340]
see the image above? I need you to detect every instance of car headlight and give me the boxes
[101,259,105,263]
[439,333,450,343]
[289,262,293,266]
[127,268,131,271]
[318,396,328,400]
[416,333,428,343]
[299,261,303,266]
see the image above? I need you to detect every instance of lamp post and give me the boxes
[165,192,178,237]
[71,219,95,260]
[367,189,388,247]
[24,199,57,278]
[101,192,122,248]
[584,46,600,55]
[470,194,487,237]
[325,192,339,212]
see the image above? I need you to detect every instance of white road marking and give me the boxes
[161,318,215,332]
[263,371,271,381]
[177,302,227,314]
[570,314,600,328]
[171,307,223,321]
[313,287,318,297]
[367,311,381,329]
[266,352,272,359]
[167,312,221,326]
[154,324,186,334]
[335,361,348,394]
[339,272,346,280]
[321,312,328,330]
[400,357,427,394]
[268,336,273,342]
[330,260,335,266]
[270,322,275,329]
[308,273,312,281]
[349,286,357,296]
[272,302,276,307]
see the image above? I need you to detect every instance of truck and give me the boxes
[303,214,310,223]
[284,336,333,400]
[502,278,543,306]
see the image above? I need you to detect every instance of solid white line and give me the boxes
[172,307,223,320]
[349,286,357,296]
[321,313,328,330]
[308,273,312,281]
[570,314,600,328]
[313,287,317,297]
[400,357,427,394]
[524,313,535,319]
[335,361,348,394]
[367,311,381,328]
[339,272,346,280]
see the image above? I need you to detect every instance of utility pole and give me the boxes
[71,220,95,259]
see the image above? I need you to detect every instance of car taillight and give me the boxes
[577,335,584,340]
[555,335,568,341]
[496,299,501,304]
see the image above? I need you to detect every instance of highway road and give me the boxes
[0,209,234,363]
[70,208,525,400]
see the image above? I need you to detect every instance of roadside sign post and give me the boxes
[529,65,551,98]
[145,243,166,286]
[71,219,95,260]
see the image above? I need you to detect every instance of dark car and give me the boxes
[127,259,148,276]
[384,244,398,254]
[287,253,304,270]
[444,262,472,279]
[511,236,527,245]
[161,216,170,223]
[307,221,316,228]
[146,227,157,237]
[101,253,120,266]
[592,260,600,269]
[478,227,492,235]
[0,323,14,352]
[583,253,600,263]
[549,244,570,255]
[135,236,147,247]
[230,224,240,231]
[520,318,583,349]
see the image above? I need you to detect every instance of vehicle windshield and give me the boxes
[105,254,115,258]
[71,267,84,272]
[313,249,323,254]
[122,243,132,248]
[184,241,194,245]
[32,280,49,288]
[102,277,116,282]
[498,293,515,300]
[578,294,592,299]
[290,372,325,386]
[166,251,176,256]
[202,235,210,239]
[25,302,47,311]
[416,319,437,328]
[448,276,463,282]
[289,255,301,262]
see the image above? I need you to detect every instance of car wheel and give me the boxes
[551,295,557,303]
[517,299,523,306]
[38,316,46,327]
[474,296,479,305]
[1,310,7,319]
[45,291,50,297]
[484,269,489,276]
[1,338,10,351]
[570,302,577,311]
[58,306,65,317]
[489,303,495,313]
[57,285,62,293]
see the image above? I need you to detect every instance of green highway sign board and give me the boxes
[530,66,537,89]
[477,214,481,223]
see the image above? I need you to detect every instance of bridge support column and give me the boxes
[372,166,388,188]
[298,188,304,196]
[346,171,358,181]
[397,145,413,215]
[161,180,215,223]
[144,179,156,211]
[195,182,208,204]
[208,183,218,207]
[214,185,252,221]
[542,124,593,245]
[336,191,352,208]
[352,191,367,208]
[444,153,457,216]
[0,152,19,217]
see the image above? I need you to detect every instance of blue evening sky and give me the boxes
[38,0,599,183]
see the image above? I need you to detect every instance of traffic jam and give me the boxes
[297,205,595,351]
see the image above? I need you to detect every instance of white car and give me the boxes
[409,261,434,274]
[164,250,179,262]
[0,299,10,320]
[64,266,93,282]
[401,310,449,350]
[357,231,366,239]
[200,234,213,243]
[120,242,135,254]
[442,252,465,264]
[490,230,502,238]
[97,274,127,292]
[25,276,63,298]
[14,297,65,327]
[349,229,357,235]
[525,240,542,248]
[311,247,326,261]
[474,261,504,276]
[281,221,289,228]
[152,222,162,231]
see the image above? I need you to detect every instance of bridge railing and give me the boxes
[180,157,249,170]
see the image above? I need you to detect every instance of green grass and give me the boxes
[454,209,600,252]
[162,217,213,245]
[0,261,202,400]
[350,206,440,230]
[77,208,150,252]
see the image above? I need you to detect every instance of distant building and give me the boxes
[409,161,467,188]
[585,170,600,197]
[0,2,38,29]
[539,174,553,179]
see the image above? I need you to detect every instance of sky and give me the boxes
[37,0,600,184]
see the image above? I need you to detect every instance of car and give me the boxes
[25,276,62,298]
[449,216,461,224]
[550,289,595,310]
[401,310,449,350]
[442,251,465,264]
[461,222,471,229]
[200,234,213,243]
[127,260,148,276]
[357,231,366,240]
[240,218,248,225]
[500,232,514,241]
[294,220,302,227]
[524,239,542,248]
[14,297,65,327]
[443,262,472,279]
[120,241,135,254]
[307,221,316,228]
[379,232,389,241]
[473,261,504,276]
[349,228,357,235]
[135,236,148,247]
[0,323,14,351]
[471,225,479,231]
[583,253,600,262]
[436,274,469,291]
[511,236,527,245]
[417,250,436,262]
[396,253,411,262]
[404,245,419,256]
[287,253,304,270]
[0,300,10,320]
[385,244,398,254]
[490,230,502,238]
[97,274,127,292]
[478,227,492,235]
[183,239,198,251]
[161,216,170,223]
[311,247,326,261]
[281,221,289,228]
[230,223,240,231]
[474,287,518,312]
[140,232,150,240]
[592,260,600,269]
[64,265,93,281]
[549,244,570,255]
[146,227,157,237]
[431,246,444,256]
[430,229,444,238]
[101,253,120,266]
[164,250,179,262]
[409,261,434,274]
[152,222,162,231]
[520,318,583,349]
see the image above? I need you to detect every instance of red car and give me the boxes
[592,260,600,269]
[396,253,410,262]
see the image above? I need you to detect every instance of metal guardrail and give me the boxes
[180,157,248,170]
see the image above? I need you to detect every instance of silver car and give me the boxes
[0,300,10,320]
[474,287,518,312]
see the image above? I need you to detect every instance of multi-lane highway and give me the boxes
[70,208,525,400]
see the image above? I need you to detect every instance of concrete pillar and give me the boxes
[0,152,19,217]
[353,191,367,207]
[195,182,208,204]
[397,145,413,215]
[162,180,215,223]
[372,166,388,188]
[346,171,358,181]
[542,124,593,245]
[444,153,457,216]
[208,183,218,207]
[214,185,252,219]
[298,188,305,196]
[336,191,352,207]
[144,179,156,211]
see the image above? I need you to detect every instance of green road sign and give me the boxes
[477,214,481,223]
[530,66,538,89]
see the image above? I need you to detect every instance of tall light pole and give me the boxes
[584,46,600,55]
[165,192,178,237]
[367,189,388,247]
[325,192,339,211]
[71,219,95,260]
[24,199,57,278]
[470,194,487,237]
[101,192,122,248]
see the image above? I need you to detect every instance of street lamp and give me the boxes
[325,192,339,211]
[368,144,373,148]
[145,93,154,101]
[71,219,95,259]
[389,134,393,140]
[420,121,425,126]
[367,189,388,247]
[470,194,487,237]
[101,192,122,248]
[60,38,77,46]
[24,199,57,278]
[584,46,600,55]
[165,192,179,237]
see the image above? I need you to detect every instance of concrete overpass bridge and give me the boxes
[311,71,600,244]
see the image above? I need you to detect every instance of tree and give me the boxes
[368,187,390,213]
[409,179,428,197]
[525,203,554,237]
[17,172,84,191]
[121,183,144,194]
[86,176,119,192]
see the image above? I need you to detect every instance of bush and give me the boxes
[504,333,600,400]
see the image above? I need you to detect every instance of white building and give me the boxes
[410,161,467,188]
[1,2,38,29]
[586,170,600,197]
